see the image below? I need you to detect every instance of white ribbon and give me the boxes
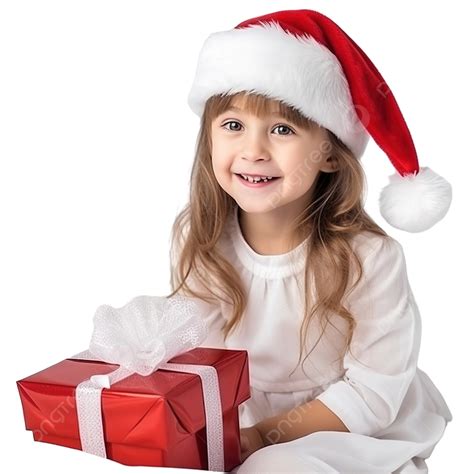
[70,294,224,471]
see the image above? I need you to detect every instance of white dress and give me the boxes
[177,207,453,473]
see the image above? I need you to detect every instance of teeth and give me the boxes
[240,174,275,183]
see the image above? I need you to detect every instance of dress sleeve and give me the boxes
[315,236,421,436]
[192,296,227,349]
[169,237,226,350]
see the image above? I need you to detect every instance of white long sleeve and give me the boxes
[315,236,421,436]
[169,237,226,350]
[193,296,227,349]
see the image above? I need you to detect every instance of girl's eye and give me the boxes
[222,121,243,132]
[221,121,295,135]
[273,124,295,135]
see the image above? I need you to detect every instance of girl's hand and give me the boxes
[239,425,265,462]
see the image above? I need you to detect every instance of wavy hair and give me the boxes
[166,91,388,378]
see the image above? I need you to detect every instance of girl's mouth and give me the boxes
[235,173,282,188]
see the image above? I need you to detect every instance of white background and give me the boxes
[1,1,472,472]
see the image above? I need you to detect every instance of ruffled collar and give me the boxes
[229,206,309,279]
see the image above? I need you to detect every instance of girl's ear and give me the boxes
[320,156,339,173]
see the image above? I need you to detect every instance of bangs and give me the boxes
[204,91,320,131]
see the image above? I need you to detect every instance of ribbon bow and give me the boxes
[71,294,225,471]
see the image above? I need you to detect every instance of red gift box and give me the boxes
[16,346,250,471]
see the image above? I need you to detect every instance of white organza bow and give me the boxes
[88,294,209,375]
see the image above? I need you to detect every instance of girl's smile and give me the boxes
[235,173,282,188]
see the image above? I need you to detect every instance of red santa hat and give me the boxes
[187,9,452,233]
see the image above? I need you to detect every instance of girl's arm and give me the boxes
[255,236,418,444]
[254,398,349,446]
[314,236,419,437]
[169,239,227,349]
[194,297,227,349]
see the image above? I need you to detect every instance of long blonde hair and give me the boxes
[166,91,388,378]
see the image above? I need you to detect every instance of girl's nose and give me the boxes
[241,133,270,162]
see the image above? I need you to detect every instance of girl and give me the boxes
[167,9,453,474]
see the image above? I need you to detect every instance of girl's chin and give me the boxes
[233,198,288,213]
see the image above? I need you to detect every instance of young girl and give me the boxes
[167,9,453,473]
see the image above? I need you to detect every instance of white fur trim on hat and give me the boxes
[187,21,370,158]
[379,166,452,232]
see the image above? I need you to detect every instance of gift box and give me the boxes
[17,346,250,471]
[16,294,251,471]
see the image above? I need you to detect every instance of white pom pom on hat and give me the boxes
[187,9,452,233]
[380,167,452,233]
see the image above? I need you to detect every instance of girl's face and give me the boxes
[210,98,337,217]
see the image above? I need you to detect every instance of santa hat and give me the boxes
[187,9,452,233]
